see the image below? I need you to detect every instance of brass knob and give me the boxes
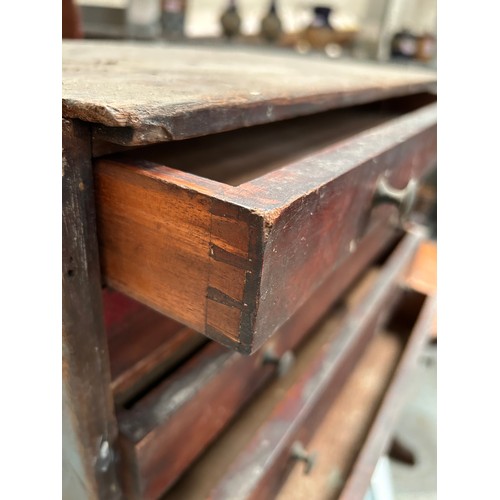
[374,176,418,223]
[262,348,295,377]
[290,441,317,475]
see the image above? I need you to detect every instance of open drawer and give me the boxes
[95,97,436,354]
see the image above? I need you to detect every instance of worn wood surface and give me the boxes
[63,41,436,146]
[62,119,122,499]
[209,231,421,499]
[104,289,207,404]
[95,103,436,353]
[114,222,397,499]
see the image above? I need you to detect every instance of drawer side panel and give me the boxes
[96,162,213,333]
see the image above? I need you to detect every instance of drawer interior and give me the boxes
[104,93,436,187]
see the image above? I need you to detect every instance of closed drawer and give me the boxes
[95,100,436,354]
[208,230,422,499]
[164,230,426,500]
[115,223,400,500]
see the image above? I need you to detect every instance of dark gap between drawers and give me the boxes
[103,287,208,407]
[120,339,210,411]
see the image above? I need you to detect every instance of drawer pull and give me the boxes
[374,176,418,222]
[262,348,295,377]
[290,441,317,475]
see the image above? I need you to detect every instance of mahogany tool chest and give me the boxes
[62,41,437,500]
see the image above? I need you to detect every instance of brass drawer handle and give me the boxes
[290,441,317,475]
[262,348,295,377]
[374,176,418,223]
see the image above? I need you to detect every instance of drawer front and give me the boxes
[116,224,398,500]
[209,231,422,499]
[95,103,436,354]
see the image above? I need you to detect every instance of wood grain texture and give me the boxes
[95,104,436,353]
[63,41,436,146]
[62,119,122,499]
[95,162,218,334]
[114,222,397,500]
[95,162,262,352]
[120,343,266,500]
[209,231,421,499]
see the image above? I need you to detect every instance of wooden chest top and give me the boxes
[62,41,436,145]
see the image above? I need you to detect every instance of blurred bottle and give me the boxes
[260,1,283,43]
[304,6,335,49]
[126,0,161,40]
[220,0,241,39]
[391,29,418,60]
[161,0,186,40]
[416,33,436,62]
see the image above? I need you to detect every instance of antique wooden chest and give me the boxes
[63,41,436,500]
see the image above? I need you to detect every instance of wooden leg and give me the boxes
[63,119,122,499]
